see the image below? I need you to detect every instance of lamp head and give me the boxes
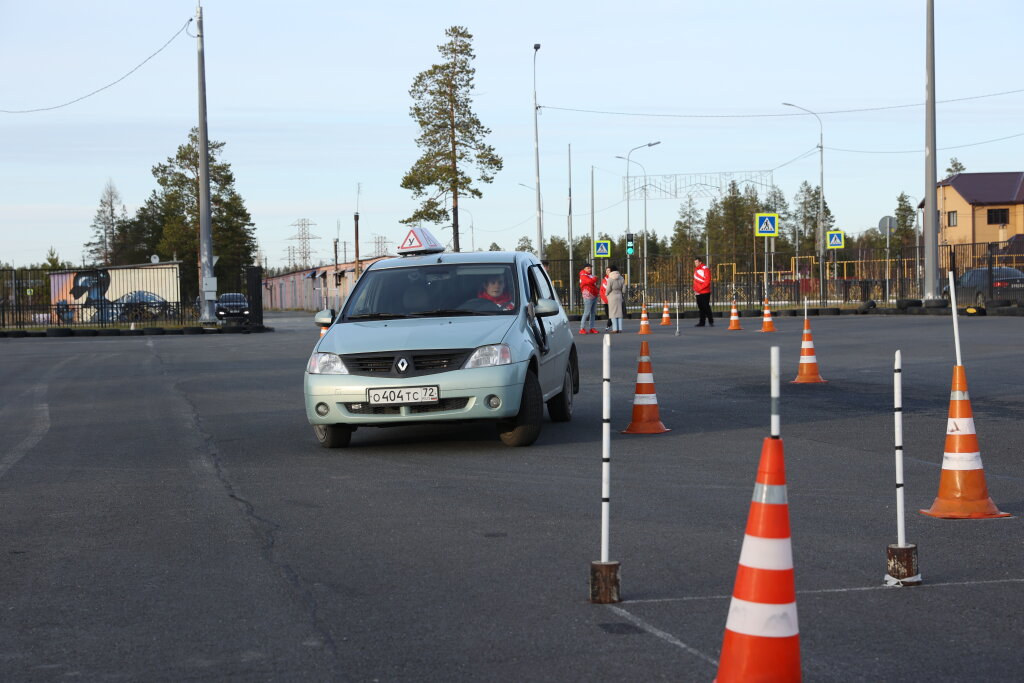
[533,43,541,51]
[648,141,661,147]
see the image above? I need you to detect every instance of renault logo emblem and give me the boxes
[396,358,409,373]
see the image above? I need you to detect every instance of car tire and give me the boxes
[313,423,352,448]
[547,365,574,422]
[498,370,543,447]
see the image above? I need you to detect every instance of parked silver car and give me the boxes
[304,230,578,448]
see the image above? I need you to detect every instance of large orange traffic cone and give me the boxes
[759,299,777,333]
[660,303,672,326]
[622,340,669,434]
[716,436,800,682]
[727,299,743,331]
[790,317,826,383]
[920,366,1010,519]
[638,305,651,334]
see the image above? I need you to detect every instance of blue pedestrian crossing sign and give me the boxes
[754,213,779,237]
[826,230,845,249]
[593,239,611,258]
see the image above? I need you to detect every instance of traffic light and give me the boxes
[626,233,635,255]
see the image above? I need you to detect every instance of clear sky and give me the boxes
[3,1,1023,269]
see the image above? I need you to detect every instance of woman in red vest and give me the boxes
[693,256,714,327]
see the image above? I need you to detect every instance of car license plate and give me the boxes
[368,386,439,405]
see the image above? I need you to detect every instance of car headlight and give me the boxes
[242,309,250,315]
[463,344,512,368]
[307,352,349,374]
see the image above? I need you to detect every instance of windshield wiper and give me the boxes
[407,309,478,317]
[345,313,409,320]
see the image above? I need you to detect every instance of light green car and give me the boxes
[304,247,579,448]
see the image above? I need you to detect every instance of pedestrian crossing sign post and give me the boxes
[827,230,845,249]
[593,240,611,259]
[754,213,779,237]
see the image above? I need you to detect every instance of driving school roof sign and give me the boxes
[754,213,779,237]
[397,227,445,255]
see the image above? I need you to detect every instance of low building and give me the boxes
[934,172,1024,245]
[262,257,389,312]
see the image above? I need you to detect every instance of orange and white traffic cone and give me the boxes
[716,435,800,682]
[791,317,826,383]
[622,340,669,434]
[660,303,672,326]
[920,365,1010,519]
[727,299,743,331]
[319,326,327,337]
[759,298,777,333]
[638,305,651,334]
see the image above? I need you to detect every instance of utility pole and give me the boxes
[195,2,216,322]
[923,0,940,299]
[354,212,361,280]
[567,143,574,309]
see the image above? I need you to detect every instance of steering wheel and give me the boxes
[458,297,504,312]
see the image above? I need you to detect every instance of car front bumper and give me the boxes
[304,362,528,426]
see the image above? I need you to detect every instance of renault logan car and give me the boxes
[304,228,579,448]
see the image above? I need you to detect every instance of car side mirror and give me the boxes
[535,298,559,317]
[314,309,335,327]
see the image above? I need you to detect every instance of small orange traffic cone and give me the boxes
[622,340,669,434]
[759,298,777,333]
[716,436,800,682]
[920,366,1010,519]
[660,303,672,326]
[727,299,743,331]
[638,305,651,334]
[791,317,826,383]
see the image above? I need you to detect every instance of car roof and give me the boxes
[368,251,538,271]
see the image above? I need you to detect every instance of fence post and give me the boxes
[987,243,996,302]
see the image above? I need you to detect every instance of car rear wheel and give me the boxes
[498,370,543,447]
[547,364,575,423]
[314,424,352,448]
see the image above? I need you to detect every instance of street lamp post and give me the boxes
[620,141,660,299]
[783,102,825,303]
[458,207,475,252]
[532,44,544,260]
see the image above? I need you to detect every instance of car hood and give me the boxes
[319,315,517,354]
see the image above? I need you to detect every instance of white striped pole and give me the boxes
[894,350,906,547]
[886,348,922,586]
[949,271,963,366]
[674,290,680,336]
[771,346,780,437]
[601,333,611,561]
[590,334,620,602]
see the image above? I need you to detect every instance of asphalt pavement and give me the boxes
[2,310,1023,681]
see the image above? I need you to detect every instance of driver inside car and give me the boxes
[477,274,514,310]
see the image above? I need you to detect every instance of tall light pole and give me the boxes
[783,102,825,302]
[457,207,475,251]
[923,0,940,300]
[532,44,544,259]
[620,141,660,294]
[616,155,651,295]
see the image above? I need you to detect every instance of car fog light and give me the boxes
[486,395,501,409]
[315,402,330,416]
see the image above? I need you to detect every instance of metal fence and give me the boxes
[542,240,1024,314]
[0,263,264,329]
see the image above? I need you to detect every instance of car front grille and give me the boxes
[344,397,470,415]
[341,350,471,377]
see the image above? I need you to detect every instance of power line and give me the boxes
[1,18,193,114]
[539,86,1024,120]
[827,131,1024,154]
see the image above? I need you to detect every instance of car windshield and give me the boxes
[219,293,247,303]
[343,263,518,320]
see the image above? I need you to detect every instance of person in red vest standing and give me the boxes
[599,265,611,331]
[578,263,599,334]
[693,256,714,327]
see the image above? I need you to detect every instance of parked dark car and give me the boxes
[116,290,170,322]
[215,293,250,321]
[944,267,1024,306]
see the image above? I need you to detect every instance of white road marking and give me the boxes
[604,604,718,667]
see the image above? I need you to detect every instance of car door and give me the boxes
[525,263,566,396]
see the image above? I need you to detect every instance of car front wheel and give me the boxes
[498,371,543,447]
[313,424,353,448]
[547,365,574,422]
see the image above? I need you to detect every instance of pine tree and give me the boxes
[945,157,966,177]
[401,26,502,252]
[894,192,918,247]
[83,180,127,265]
